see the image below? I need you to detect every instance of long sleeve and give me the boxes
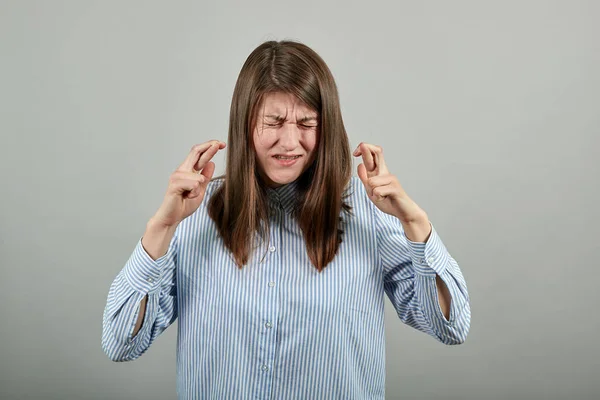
[101,232,179,361]
[374,209,471,345]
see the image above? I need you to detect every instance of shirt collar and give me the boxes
[266,180,300,213]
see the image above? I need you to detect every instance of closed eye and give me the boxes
[264,123,317,129]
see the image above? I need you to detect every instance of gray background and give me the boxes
[1,0,598,399]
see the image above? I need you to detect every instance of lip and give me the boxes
[272,154,302,166]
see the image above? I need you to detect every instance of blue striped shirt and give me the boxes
[102,176,470,399]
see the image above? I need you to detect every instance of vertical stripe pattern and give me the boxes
[102,177,471,399]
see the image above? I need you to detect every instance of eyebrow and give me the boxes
[264,114,318,123]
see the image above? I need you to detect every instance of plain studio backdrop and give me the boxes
[1,1,599,399]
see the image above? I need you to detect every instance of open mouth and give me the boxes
[273,155,302,160]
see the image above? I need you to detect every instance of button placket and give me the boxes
[257,207,281,393]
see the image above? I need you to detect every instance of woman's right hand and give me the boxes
[152,140,226,228]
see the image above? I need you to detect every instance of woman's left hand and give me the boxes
[353,142,428,225]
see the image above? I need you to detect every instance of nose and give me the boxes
[278,123,300,151]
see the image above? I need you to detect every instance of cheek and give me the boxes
[303,131,318,153]
[253,130,278,153]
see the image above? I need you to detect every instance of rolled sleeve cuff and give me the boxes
[123,238,175,293]
[405,223,450,277]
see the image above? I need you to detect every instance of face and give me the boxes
[252,92,319,188]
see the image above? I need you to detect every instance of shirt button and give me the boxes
[265,322,272,329]
[269,246,276,252]
[268,281,275,287]
[147,277,154,283]
[420,258,426,264]
[427,257,435,263]
[262,365,269,371]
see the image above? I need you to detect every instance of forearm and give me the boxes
[399,215,452,320]
[377,199,470,344]
[131,219,176,336]
[400,213,431,243]
[142,218,178,260]
[102,274,151,361]
[413,267,470,344]
[102,233,179,361]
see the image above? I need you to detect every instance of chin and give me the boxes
[266,172,301,186]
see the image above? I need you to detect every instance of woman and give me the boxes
[102,40,470,399]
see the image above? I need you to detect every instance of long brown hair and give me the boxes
[207,40,352,271]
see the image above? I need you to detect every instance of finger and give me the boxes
[371,184,396,200]
[357,143,389,175]
[367,175,393,187]
[179,140,225,172]
[357,163,370,190]
[170,171,205,187]
[194,141,225,172]
[367,175,394,196]
[187,187,202,199]
[172,170,207,182]
[200,161,216,181]
[185,178,207,198]
[170,177,204,195]
[179,142,214,172]
[359,143,375,172]
[372,145,388,174]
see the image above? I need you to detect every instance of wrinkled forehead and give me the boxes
[257,92,318,118]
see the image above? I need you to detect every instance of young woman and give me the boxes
[102,40,470,399]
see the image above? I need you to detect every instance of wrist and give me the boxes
[145,217,178,242]
[148,216,178,232]
[392,199,428,224]
[142,218,178,261]
[401,214,431,243]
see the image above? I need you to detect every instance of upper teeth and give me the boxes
[275,155,300,160]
